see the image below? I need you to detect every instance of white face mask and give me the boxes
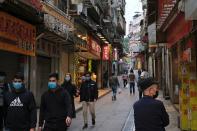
[65,76,70,81]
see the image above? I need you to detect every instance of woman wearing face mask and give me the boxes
[61,73,78,118]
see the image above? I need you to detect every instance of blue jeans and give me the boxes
[130,82,135,94]
[112,86,117,97]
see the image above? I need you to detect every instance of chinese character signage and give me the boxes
[0,11,36,56]
[102,45,110,60]
[88,36,101,58]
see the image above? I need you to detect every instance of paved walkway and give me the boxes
[71,86,180,131]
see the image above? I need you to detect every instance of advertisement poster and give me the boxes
[190,80,197,130]
[179,64,190,130]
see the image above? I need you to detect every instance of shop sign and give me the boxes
[182,48,191,62]
[113,49,118,61]
[0,11,36,56]
[167,13,192,48]
[88,36,101,57]
[102,45,110,60]
[44,14,69,38]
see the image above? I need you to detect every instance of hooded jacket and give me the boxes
[4,86,37,130]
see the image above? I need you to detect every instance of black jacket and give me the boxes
[39,87,72,129]
[61,81,77,118]
[80,80,98,102]
[0,83,8,128]
[4,87,37,130]
[133,96,169,131]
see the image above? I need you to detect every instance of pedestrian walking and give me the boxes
[133,77,169,131]
[38,73,72,131]
[80,72,98,129]
[4,73,37,131]
[109,73,119,101]
[61,73,78,118]
[128,70,135,95]
[122,72,128,88]
[137,69,149,99]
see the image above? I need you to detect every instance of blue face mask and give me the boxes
[48,82,57,89]
[13,82,23,90]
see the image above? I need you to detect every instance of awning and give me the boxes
[41,1,74,31]
[76,51,100,60]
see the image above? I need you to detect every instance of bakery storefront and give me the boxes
[0,11,36,86]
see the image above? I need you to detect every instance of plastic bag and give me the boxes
[118,88,122,94]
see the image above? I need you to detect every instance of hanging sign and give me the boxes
[102,45,110,60]
[0,11,36,56]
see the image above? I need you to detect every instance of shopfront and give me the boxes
[0,11,36,87]
[74,35,101,88]
[165,12,197,130]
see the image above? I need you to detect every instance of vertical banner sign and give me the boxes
[179,63,190,130]
[88,59,92,72]
[190,80,197,130]
[102,45,109,60]
[0,11,36,56]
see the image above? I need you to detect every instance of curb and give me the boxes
[75,89,112,112]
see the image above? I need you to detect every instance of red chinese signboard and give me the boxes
[88,36,101,57]
[167,13,192,48]
[102,45,110,60]
[0,11,36,56]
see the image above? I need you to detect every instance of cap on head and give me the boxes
[138,77,158,91]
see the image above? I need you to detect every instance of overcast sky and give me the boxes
[125,0,142,35]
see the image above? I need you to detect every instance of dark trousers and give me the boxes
[139,91,143,99]
[123,80,127,87]
[130,82,135,94]
[44,126,67,131]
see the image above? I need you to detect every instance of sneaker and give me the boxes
[92,119,95,125]
[82,124,88,129]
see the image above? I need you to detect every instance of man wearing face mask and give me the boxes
[4,73,37,131]
[38,73,72,131]
[61,73,77,118]
[133,77,169,131]
[80,72,98,129]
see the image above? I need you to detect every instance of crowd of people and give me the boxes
[0,72,98,131]
[0,68,170,131]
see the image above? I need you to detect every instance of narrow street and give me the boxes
[68,87,137,131]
